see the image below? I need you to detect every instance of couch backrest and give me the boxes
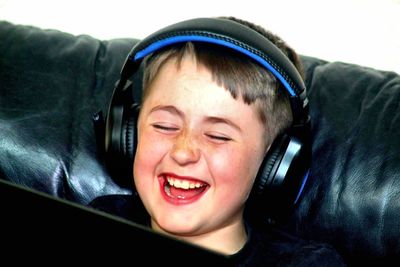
[287,55,400,264]
[1,20,399,265]
[0,21,135,203]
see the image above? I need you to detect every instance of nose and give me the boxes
[170,131,200,166]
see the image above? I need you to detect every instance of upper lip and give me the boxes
[160,172,209,188]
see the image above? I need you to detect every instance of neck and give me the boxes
[166,219,248,255]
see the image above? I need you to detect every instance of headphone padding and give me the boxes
[254,134,288,196]
[123,104,140,163]
[123,115,135,161]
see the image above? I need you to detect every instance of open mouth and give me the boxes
[161,174,209,202]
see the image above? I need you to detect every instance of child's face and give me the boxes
[134,56,267,239]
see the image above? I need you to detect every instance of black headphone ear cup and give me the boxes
[247,133,309,224]
[122,104,140,181]
[246,134,288,225]
[103,79,138,188]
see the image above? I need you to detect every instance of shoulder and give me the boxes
[88,194,149,224]
[230,226,346,267]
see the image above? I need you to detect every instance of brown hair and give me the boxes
[141,17,304,146]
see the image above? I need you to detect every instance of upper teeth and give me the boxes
[167,177,204,189]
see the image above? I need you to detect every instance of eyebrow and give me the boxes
[149,105,184,117]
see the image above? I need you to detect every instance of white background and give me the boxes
[1,0,399,74]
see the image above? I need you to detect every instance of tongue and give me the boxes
[169,186,206,200]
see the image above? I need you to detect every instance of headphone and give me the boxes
[98,17,311,220]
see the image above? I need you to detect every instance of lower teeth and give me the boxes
[165,184,171,196]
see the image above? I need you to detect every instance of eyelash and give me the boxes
[152,124,232,142]
[206,134,232,142]
[152,124,178,131]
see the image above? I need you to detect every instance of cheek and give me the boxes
[208,147,262,196]
[133,129,169,188]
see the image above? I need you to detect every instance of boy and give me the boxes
[90,16,345,266]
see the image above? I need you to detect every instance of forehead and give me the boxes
[145,57,232,105]
[143,50,267,127]
[144,57,260,119]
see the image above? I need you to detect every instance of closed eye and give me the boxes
[205,134,232,142]
[152,124,179,132]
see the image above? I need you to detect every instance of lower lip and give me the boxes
[158,177,208,205]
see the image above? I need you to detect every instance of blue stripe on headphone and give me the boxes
[293,169,309,204]
[134,35,296,96]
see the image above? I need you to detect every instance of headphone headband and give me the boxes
[122,18,305,96]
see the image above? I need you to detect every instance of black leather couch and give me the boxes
[1,20,399,265]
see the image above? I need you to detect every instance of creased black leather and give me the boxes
[287,56,400,264]
[0,21,134,203]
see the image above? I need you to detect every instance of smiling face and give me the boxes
[133,55,268,254]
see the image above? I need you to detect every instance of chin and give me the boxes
[154,218,203,237]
